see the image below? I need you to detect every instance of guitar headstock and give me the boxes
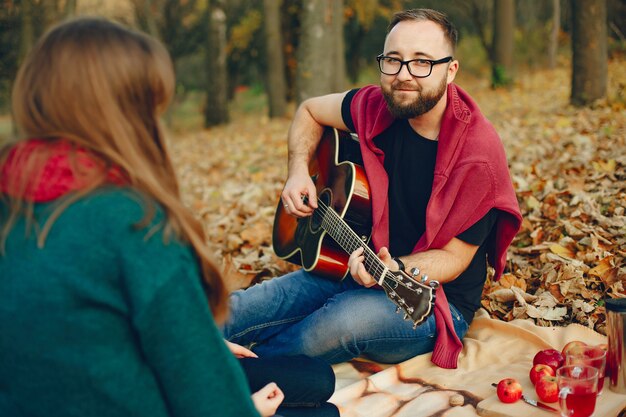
[380,270,438,328]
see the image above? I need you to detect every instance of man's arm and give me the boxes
[282,92,349,217]
[349,237,479,287]
[395,237,479,284]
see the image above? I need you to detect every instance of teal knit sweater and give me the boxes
[0,188,260,417]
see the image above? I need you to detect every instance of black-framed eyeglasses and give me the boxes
[376,55,453,78]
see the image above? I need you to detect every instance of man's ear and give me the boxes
[447,60,459,84]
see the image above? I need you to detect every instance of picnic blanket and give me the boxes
[330,308,626,417]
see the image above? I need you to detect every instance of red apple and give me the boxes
[561,340,587,358]
[535,375,559,403]
[497,378,523,403]
[533,348,565,371]
[529,363,556,385]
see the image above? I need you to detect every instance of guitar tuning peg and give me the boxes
[403,313,409,320]
[396,306,401,314]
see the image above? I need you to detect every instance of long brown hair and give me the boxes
[1,17,229,321]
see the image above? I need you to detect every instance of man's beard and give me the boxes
[382,74,448,119]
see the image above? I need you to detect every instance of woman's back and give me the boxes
[0,189,259,417]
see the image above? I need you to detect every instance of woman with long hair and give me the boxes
[0,17,282,417]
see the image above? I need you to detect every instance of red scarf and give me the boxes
[0,139,126,202]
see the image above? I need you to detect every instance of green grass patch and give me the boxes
[166,85,271,133]
[166,91,205,132]
[231,84,268,115]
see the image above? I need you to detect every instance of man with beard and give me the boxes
[223,9,521,369]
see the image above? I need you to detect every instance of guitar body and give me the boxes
[272,128,372,280]
[272,127,436,326]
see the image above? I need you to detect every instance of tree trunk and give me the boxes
[40,0,58,31]
[19,0,34,63]
[547,0,560,69]
[571,0,607,106]
[491,0,515,87]
[263,0,288,118]
[466,0,493,61]
[345,21,365,84]
[64,0,77,17]
[204,0,229,127]
[143,0,160,39]
[331,0,346,92]
[15,0,35,137]
[296,0,345,103]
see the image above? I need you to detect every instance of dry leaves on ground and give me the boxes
[473,61,625,335]
[170,58,625,335]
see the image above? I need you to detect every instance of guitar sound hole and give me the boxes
[310,190,332,233]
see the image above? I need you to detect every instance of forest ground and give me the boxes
[170,58,623,335]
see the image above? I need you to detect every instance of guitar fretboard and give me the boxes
[313,199,390,283]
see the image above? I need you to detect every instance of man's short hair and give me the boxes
[388,8,458,53]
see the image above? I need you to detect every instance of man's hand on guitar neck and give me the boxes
[349,237,479,288]
[348,246,394,288]
[281,170,318,218]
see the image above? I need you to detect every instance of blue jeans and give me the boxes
[223,269,469,364]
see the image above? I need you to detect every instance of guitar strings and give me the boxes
[311,198,392,289]
[306,195,432,324]
[312,200,384,275]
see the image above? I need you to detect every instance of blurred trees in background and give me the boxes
[296,0,345,102]
[0,0,624,129]
[263,0,287,118]
[491,0,515,87]
[1,0,78,119]
[204,0,229,126]
[571,0,608,106]
[548,0,560,69]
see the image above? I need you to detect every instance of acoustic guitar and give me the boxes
[272,127,437,327]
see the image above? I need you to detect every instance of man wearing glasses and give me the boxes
[224,9,522,369]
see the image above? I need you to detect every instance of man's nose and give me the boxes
[396,63,414,81]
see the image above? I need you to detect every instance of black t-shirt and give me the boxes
[342,89,498,324]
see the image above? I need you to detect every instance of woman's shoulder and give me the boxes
[73,186,162,218]
[76,186,153,206]
[67,188,196,279]
[64,187,167,238]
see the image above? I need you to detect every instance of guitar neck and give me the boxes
[316,201,388,280]
[314,198,433,327]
